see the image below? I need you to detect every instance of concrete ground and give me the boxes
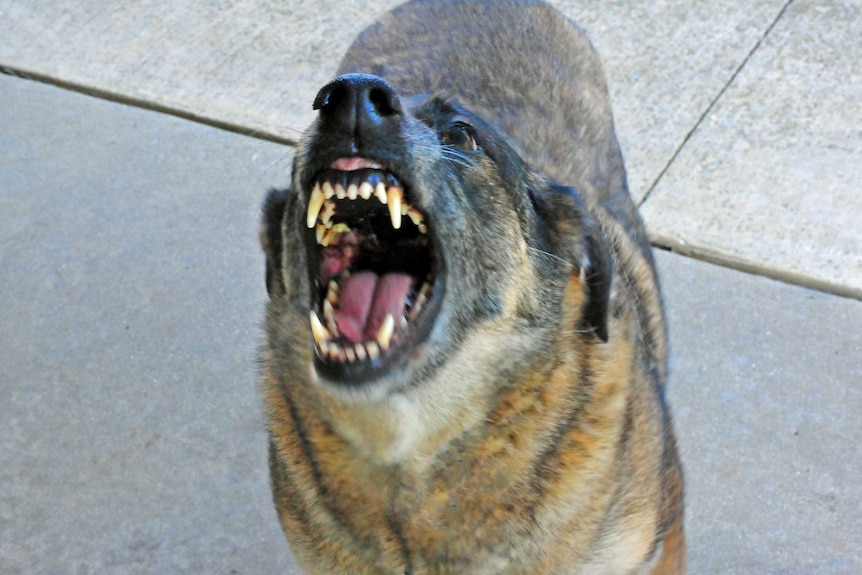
[0,1,859,573]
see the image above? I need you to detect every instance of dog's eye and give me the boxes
[441,123,479,151]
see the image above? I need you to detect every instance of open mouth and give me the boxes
[304,158,441,382]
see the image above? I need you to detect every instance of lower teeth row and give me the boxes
[309,278,434,363]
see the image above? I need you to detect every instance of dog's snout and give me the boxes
[313,74,402,137]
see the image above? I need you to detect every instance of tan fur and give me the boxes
[260,1,684,573]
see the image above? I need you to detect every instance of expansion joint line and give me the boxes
[638,0,796,208]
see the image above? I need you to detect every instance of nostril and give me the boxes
[313,84,347,114]
[368,86,400,117]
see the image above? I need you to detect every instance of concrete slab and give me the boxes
[557,0,790,200]
[657,250,862,573]
[0,74,298,574]
[0,0,785,201]
[641,0,862,299]
[2,73,860,574]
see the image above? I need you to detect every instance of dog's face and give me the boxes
[262,74,609,399]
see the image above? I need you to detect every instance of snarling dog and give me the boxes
[259,0,685,572]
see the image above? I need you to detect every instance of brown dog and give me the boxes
[259,0,685,572]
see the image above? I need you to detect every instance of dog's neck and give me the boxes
[313,327,539,468]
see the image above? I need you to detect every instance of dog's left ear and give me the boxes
[529,181,611,342]
[260,188,289,298]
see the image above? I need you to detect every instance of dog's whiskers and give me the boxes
[527,246,568,266]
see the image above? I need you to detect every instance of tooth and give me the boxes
[331,222,350,235]
[409,290,426,320]
[307,184,325,228]
[322,181,335,199]
[320,227,336,247]
[418,223,428,234]
[347,183,358,200]
[316,224,327,244]
[335,183,346,199]
[354,343,367,361]
[358,182,373,200]
[323,299,338,333]
[366,341,381,361]
[406,208,424,226]
[398,316,408,331]
[321,202,335,226]
[345,346,356,362]
[330,345,346,362]
[401,203,408,215]
[309,311,330,346]
[376,314,395,350]
[388,187,402,229]
[326,280,339,305]
[374,182,388,204]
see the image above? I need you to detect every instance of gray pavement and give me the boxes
[1,0,861,573]
[3,0,858,295]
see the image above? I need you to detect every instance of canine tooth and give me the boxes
[388,187,403,229]
[322,181,335,199]
[335,183,347,199]
[307,184,325,228]
[358,182,373,200]
[354,343,367,361]
[309,311,330,346]
[374,182,388,204]
[376,314,395,350]
[366,341,381,361]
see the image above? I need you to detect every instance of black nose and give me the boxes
[312,74,403,137]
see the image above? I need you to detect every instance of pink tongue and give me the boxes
[334,271,413,343]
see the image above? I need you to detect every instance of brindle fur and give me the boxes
[260,0,685,573]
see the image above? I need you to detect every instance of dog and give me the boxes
[259,0,685,572]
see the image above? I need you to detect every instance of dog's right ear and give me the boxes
[260,188,289,298]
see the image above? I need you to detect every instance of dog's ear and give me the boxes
[529,181,612,342]
[579,224,611,342]
[260,188,289,298]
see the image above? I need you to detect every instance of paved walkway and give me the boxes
[1,1,859,573]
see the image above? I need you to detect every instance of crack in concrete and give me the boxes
[0,65,300,148]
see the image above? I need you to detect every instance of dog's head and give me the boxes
[262,74,609,399]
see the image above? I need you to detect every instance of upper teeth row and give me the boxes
[306,181,426,233]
